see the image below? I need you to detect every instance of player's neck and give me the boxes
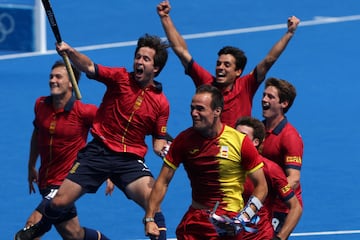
[264,115,285,131]
[52,92,72,110]
[201,122,223,139]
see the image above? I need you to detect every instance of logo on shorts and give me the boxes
[138,160,151,172]
[69,162,80,174]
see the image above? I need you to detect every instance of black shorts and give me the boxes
[67,139,153,195]
[272,211,288,233]
[36,186,77,223]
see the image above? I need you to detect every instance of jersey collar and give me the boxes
[45,95,76,112]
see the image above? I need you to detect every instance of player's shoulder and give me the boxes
[35,96,50,106]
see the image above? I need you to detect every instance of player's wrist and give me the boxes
[159,14,169,18]
[142,217,155,225]
[286,29,295,35]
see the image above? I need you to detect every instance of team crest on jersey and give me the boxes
[220,145,229,158]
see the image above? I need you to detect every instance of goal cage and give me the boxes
[0,0,46,53]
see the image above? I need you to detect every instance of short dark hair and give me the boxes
[235,116,265,145]
[51,60,81,83]
[195,84,224,111]
[265,77,297,113]
[218,46,247,72]
[135,34,169,77]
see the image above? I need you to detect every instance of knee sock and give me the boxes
[152,212,166,240]
[83,227,110,240]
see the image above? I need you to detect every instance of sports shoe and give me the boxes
[14,221,51,240]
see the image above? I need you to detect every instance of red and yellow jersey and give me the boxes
[187,60,260,128]
[165,125,263,213]
[242,157,295,239]
[89,64,169,157]
[34,96,97,189]
[261,117,303,212]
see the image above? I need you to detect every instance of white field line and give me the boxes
[135,229,360,239]
[1,14,360,61]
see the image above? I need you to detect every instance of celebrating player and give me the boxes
[157,0,300,127]
[145,85,268,239]
[15,34,170,240]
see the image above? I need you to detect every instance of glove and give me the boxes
[209,212,243,237]
[159,133,173,158]
[159,141,171,158]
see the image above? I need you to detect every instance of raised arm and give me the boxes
[56,41,96,76]
[255,16,300,83]
[157,0,192,68]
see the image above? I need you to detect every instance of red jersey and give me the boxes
[242,157,295,240]
[187,60,260,128]
[89,64,169,158]
[34,96,97,189]
[165,125,263,213]
[261,117,303,213]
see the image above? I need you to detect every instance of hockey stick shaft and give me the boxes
[41,0,82,100]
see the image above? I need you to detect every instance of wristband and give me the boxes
[143,217,155,224]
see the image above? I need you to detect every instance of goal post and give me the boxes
[0,0,46,53]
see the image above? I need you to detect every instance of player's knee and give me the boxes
[56,224,84,240]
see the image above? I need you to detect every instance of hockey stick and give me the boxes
[41,0,82,100]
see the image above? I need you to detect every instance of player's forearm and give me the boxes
[286,170,301,190]
[66,47,95,75]
[146,184,167,218]
[264,31,294,68]
[28,130,39,169]
[276,201,302,239]
[160,15,190,66]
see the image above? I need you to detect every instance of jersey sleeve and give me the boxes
[282,129,303,170]
[91,64,128,87]
[81,103,98,128]
[186,59,214,87]
[163,131,186,170]
[240,136,264,172]
[154,97,170,139]
[267,159,295,202]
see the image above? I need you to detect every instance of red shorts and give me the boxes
[176,206,244,240]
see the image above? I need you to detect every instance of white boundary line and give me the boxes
[135,230,360,239]
[1,14,360,61]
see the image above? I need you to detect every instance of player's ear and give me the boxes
[214,107,222,118]
[153,66,160,75]
[253,138,260,148]
[235,68,242,78]
[281,100,289,109]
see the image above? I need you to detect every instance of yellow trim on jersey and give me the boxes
[247,162,264,174]
[164,158,177,170]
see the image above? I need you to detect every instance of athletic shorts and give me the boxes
[66,139,153,195]
[176,206,243,240]
[36,186,77,223]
